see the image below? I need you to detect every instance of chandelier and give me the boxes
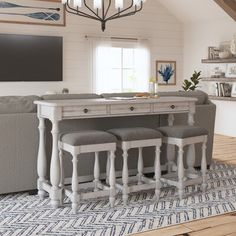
[61,0,146,31]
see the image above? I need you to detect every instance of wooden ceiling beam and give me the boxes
[214,0,236,21]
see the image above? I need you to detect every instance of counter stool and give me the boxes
[108,127,162,205]
[158,125,208,199]
[59,130,117,213]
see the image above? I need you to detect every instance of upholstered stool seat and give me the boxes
[108,127,163,141]
[159,126,208,139]
[159,125,208,199]
[108,127,163,205]
[61,130,117,146]
[59,130,117,213]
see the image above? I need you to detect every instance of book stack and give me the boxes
[215,83,232,97]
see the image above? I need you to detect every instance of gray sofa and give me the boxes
[0,91,216,194]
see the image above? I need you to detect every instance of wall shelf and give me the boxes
[202,77,236,82]
[201,58,236,64]
[209,96,236,101]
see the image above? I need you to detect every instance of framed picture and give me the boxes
[208,46,220,59]
[0,0,65,26]
[226,64,236,78]
[156,60,176,86]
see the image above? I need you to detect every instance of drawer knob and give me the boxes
[170,105,175,109]
[83,108,89,113]
[130,106,135,111]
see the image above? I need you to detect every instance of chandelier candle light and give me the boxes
[61,0,146,31]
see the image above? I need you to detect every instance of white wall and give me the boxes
[0,1,183,96]
[184,19,235,80]
[184,18,236,137]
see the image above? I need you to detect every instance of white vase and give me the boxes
[230,34,236,57]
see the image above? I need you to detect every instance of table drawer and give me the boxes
[110,103,151,115]
[154,102,189,113]
[63,105,107,117]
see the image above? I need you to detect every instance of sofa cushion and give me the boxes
[108,127,163,141]
[60,130,117,146]
[159,90,208,105]
[42,93,101,100]
[158,125,208,138]
[0,96,41,114]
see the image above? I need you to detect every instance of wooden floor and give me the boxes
[134,134,236,236]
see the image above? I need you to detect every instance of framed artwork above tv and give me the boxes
[0,0,65,26]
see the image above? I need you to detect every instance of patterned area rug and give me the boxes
[1,161,236,236]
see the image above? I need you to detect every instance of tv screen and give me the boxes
[0,34,63,82]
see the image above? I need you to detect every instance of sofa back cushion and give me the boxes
[158,90,208,105]
[42,93,101,100]
[0,96,41,114]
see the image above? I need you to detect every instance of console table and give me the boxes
[35,96,197,208]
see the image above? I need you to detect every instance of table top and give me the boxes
[35,96,197,107]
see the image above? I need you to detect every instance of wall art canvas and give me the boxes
[0,0,65,26]
[156,60,176,85]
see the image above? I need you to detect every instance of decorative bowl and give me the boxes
[219,51,231,59]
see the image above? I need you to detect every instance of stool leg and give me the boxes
[167,145,176,173]
[201,140,207,192]
[187,144,196,174]
[154,145,161,201]
[137,147,143,185]
[178,145,184,199]
[94,152,100,192]
[71,153,79,213]
[59,149,65,205]
[109,150,116,208]
[106,155,110,185]
[122,149,129,206]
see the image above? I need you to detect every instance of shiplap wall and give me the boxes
[0,1,183,96]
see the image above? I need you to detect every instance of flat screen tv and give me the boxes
[0,34,63,82]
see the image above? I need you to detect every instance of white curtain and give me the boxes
[133,40,150,92]
[90,37,150,94]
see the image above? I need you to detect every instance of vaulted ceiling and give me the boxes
[157,0,234,22]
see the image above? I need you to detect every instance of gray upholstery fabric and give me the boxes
[60,130,117,146]
[108,127,162,141]
[158,90,208,105]
[0,113,38,193]
[42,93,101,100]
[159,125,208,138]
[0,96,41,114]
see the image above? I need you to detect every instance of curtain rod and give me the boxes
[85,35,148,41]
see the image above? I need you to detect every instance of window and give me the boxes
[93,40,150,94]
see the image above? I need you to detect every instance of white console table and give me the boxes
[35,96,197,208]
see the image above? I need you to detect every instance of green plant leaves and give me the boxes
[182,71,202,91]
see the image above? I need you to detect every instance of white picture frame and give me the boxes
[226,64,236,78]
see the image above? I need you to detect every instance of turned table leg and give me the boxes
[187,105,196,173]
[50,120,61,208]
[37,117,47,199]
[167,114,176,172]
[122,149,129,206]
[109,150,116,208]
